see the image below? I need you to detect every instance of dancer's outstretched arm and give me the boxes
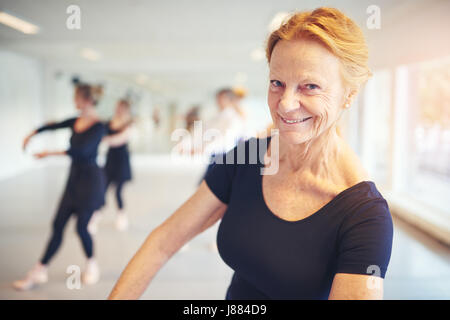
[23,118,76,151]
[33,150,67,159]
[103,126,132,147]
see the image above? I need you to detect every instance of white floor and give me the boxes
[0,155,232,300]
[0,155,449,300]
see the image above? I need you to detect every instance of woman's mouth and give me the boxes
[280,115,313,124]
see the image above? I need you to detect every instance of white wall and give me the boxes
[368,0,450,70]
[0,50,45,180]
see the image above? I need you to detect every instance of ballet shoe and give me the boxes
[13,263,48,291]
[115,213,128,231]
[88,211,102,235]
[82,259,100,285]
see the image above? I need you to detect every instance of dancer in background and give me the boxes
[194,88,249,252]
[14,84,105,290]
[199,87,248,179]
[152,107,161,129]
[185,105,201,133]
[89,99,133,233]
[174,88,247,160]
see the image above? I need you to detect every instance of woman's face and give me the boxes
[115,102,130,117]
[216,93,230,111]
[74,89,91,110]
[268,38,351,145]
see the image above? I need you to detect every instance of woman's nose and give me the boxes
[279,90,300,114]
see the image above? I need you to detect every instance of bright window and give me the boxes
[399,57,450,213]
[360,57,450,215]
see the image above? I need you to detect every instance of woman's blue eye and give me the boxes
[305,84,319,90]
[270,80,282,87]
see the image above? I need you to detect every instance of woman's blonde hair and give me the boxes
[266,7,372,90]
[76,84,103,106]
[118,98,131,110]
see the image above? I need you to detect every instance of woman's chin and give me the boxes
[279,131,312,145]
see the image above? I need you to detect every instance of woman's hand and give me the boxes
[23,130,37,151]
[33,151,49,159]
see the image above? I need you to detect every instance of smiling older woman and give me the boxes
[108,7,393,300]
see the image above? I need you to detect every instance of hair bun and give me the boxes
[232,86,247,99]
[91,85,103,102]
[75,83,103,106]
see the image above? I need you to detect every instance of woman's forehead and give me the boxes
[270,40,340,80]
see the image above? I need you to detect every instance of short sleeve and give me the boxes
[335,199,394,278]
[204,148,238,204]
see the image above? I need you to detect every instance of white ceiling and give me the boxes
[0,0,436,102]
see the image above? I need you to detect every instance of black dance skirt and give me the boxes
[59,162,106,212]
[104,146,132,184]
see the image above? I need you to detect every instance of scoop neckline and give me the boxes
[258,173,372,224]
[256,136,373,224]
[73,118,101,134]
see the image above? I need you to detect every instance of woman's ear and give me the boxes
[344,87,358,109]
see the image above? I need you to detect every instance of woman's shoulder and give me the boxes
[337,180,392,226]
[328,141,388,219]
[66,117,78,125]
[342,180,387,202]
[60,117,78,129]
[89,120,107,134]
[91,119,106,128]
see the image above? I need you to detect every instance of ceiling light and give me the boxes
[0,11,39,34]
[235,72,248,84]
[250,48,265,61]
[268,12,291,33]
[80,48,101,61]
[136,74,149,85]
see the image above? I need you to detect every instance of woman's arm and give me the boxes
[103,126,132,147]
[36,118,76,133]
[33,150,68,159]
[23,130,38,151]
[23,118,76,151]
[328,273,383,300]
[108,180,227,300]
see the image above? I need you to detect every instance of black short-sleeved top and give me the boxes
[204,137,393,300]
